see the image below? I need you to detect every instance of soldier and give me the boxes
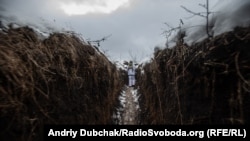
[127,61,136,87]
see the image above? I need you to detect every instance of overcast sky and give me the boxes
[1,0,250,63]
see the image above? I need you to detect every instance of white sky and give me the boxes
[1,0,249,63]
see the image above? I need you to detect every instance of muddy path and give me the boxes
[116,86,140,125]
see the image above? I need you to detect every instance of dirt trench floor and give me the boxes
[120,87,140,125]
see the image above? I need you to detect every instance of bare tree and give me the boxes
[162,19,184,47]
[181,0,214,38]
[128,49,137,63]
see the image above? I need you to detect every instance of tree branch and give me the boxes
[180,5,206,18]
[87,34,112,47]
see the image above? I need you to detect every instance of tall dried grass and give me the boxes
[0,26,124,140]
[138,26,250,125]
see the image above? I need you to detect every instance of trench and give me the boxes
[114,86,140,125]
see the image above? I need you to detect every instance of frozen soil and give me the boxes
[115,86,140,125]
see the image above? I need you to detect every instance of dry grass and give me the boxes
[137,26,250,125]
[0,26,124,140]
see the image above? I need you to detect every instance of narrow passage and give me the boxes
[115,86,140,125]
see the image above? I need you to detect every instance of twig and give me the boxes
[235,52,250,86]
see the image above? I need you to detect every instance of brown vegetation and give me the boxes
[137,26,250,125]
[0,26,124,140]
